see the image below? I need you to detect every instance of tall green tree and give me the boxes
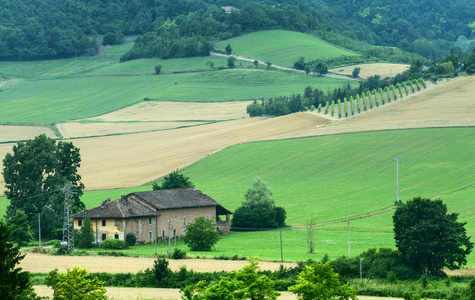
[0,220,39,299]
[152,170,195,190]
[289,261,357,300]
[393,197,473,275]
[225,44,232,55]
[183,216,220,251]
[77,213,95,249]
[6,210,32,247]
[231,178,286,230]
[3,134,85,235]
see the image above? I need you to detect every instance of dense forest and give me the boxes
[0,0,473,61]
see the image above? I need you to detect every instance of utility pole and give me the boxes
[394,156,403,204]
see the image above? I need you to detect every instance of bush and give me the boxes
[126,233,136,246]
[101,239,127,249]
[170,248,187,259]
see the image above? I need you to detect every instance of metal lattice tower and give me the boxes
[62,184,74,251]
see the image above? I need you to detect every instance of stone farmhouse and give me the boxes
[72,188,231,244]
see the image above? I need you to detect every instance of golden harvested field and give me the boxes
[20,253,296,274]
[329,63,409,79]
[0,125,56,143]
[271,76,475,140]
[0,113,328,191]
[89,101,252,122]
[0,77,474,193]
[57,121,205,139]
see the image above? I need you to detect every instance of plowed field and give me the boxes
[329,63,409,79]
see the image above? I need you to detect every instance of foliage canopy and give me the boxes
[3,134,85,240]
[153,170,195,191]
[0,220,38,299]
[183,216,220,251]
[393,197,473,275]
[289,261,357,300]
[182,259,280,300]
[231,178,286,230]
[46,266,108,300]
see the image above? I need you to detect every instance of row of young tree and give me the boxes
[321,78,426,118]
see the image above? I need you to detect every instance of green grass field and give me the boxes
[0,70,353,125]
[215,30,358,67]
[3,128,473,263]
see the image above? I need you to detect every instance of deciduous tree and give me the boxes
[183,216,220,251]
[289,261,357,300]
[393,197,473,275]
[46,266,108,299]
[6,210,32,246]
[182,259,280,300]
[152,170,195,190]
[3,134,85,230]
[231,178,286,230]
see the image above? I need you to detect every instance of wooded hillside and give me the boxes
[0,0,473,60]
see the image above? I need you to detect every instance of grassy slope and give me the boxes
[1,127,473,262]
[182,128,474,227]
[0,71,352,125]
[215,30,358,67]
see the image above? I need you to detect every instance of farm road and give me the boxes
[211,52,357,80]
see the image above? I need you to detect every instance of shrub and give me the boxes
[170,248,187,259]
[126,233,136,247]
[101,239,127,249]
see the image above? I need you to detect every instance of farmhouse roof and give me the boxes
[73,188,231,219]
[128,188,232,215]
[72,196,158,219]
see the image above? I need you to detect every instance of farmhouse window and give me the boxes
[78,219,82,227]
[183,217,187,226]
[102,220,106,227]
[102,233,106,241]
[148,217,152,225]
[206,216,210,219]
[148,231,153,241]
[114,219,119,226]
[172,229,176,238]
[114,233,119,239]
[162,230,166,237]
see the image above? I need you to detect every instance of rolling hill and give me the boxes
[215,30,358,67]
